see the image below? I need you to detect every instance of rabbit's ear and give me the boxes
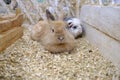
[46,9,55,21]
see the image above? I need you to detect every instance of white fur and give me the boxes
[67,18,82,38]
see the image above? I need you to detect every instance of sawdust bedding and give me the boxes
[0,28,119,80]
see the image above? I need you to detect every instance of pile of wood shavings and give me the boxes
[0,28,119,80]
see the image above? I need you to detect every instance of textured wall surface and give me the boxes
[81,5,120,69]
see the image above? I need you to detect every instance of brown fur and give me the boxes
[31,21,76,53]
[31,9,76,53]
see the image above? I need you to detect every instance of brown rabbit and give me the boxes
[31,9,76,53]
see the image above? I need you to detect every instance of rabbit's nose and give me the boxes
[58,36,64,41]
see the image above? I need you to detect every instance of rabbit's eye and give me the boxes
[73,26,77,29]
[52,29,54,32]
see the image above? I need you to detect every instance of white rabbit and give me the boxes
[64,18,83,39]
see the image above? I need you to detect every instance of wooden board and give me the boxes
[11,14,24,27]
[83,22,120,69]
[0,8,22,21]
[0,14,24,33]
[80,5,120,41]
[0,27,23,52]
[0,14,15,21]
